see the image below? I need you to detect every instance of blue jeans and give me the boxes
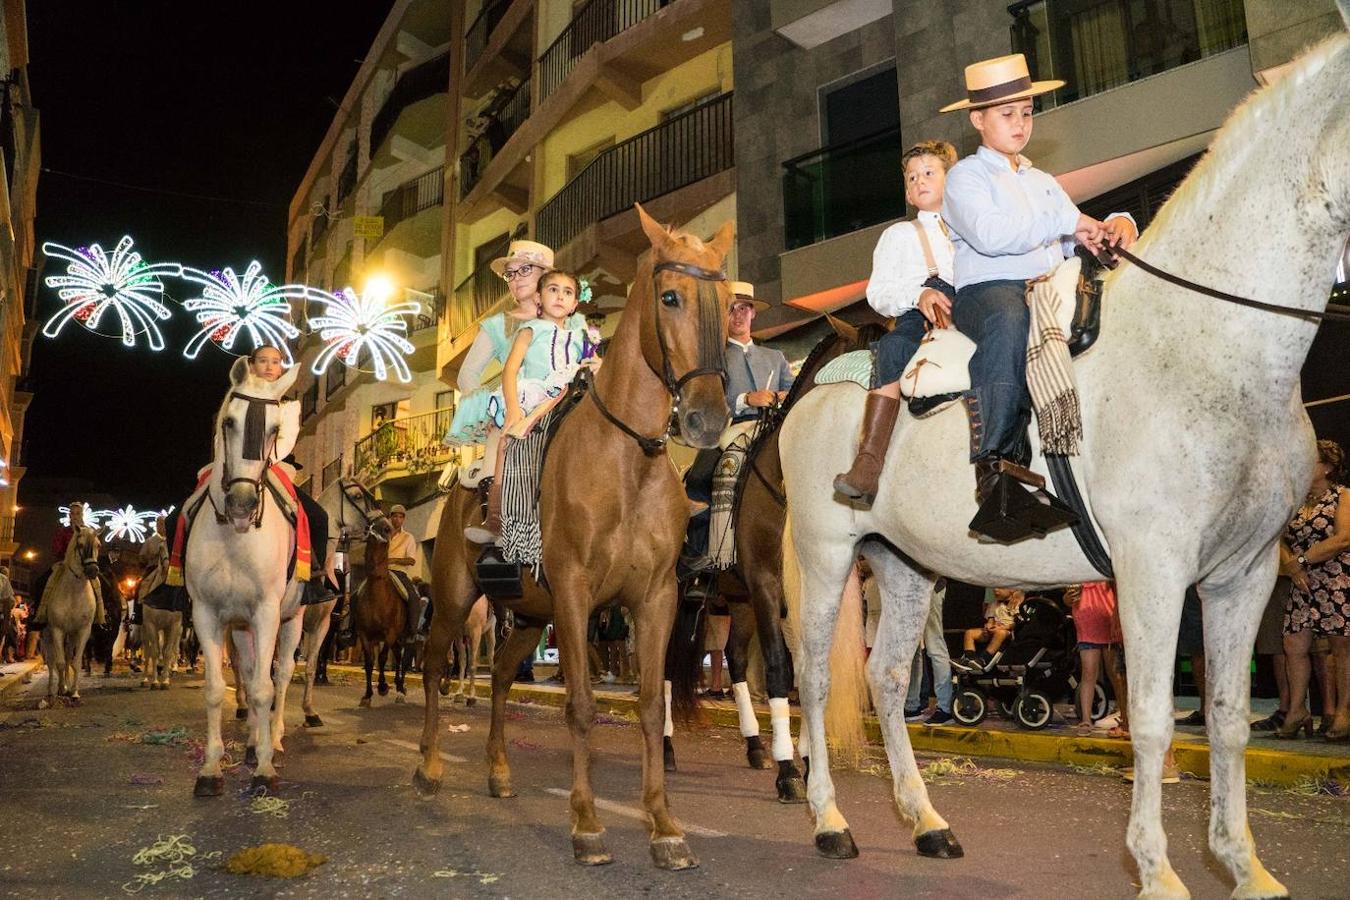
[906,587,953,713]
[874,278,955,387]
[951,279,1030,462]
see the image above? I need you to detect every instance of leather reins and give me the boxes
[215,391,283,528]
[587,259,729,455]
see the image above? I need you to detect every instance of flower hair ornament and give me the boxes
[579,278,593,305]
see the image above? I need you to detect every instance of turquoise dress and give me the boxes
[445,314,520,446]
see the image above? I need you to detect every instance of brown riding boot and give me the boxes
[464,478,502,545]
[833,393,901,507]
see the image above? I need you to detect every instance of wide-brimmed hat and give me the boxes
[728,281,768,312]
[389,504,407,516]
[940,54,1064,113]
[489,240,555,277]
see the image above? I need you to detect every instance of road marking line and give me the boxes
[385,738,467,764]
[544,788,725,838]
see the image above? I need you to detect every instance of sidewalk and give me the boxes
[332,663,1350,788]
[0,659,42,699]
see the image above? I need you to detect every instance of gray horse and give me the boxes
[38,526,101,708]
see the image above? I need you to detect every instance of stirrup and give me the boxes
[969,468,1078,544]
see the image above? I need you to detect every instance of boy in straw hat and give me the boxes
[938,53,1136,541]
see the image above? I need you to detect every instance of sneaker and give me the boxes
[464,524,496,545]
[924,709,955,727]
[1122,765,1181,784]
[952,654,985,673]
[904,706,926,722]
[1175,709,1205,727]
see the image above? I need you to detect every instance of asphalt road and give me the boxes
[2,665,1347,899]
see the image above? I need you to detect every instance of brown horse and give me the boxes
[669,321,888,802]
[418,205,733,871]
[355,529,409,707]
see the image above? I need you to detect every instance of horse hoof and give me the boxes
[249,774,280,794]
[746,737,771,770]
[488,774,516,799]
[359,696,372,708]
[776,773,808,804]
[140,679,151,688]
[395,693,406,705]
[572,832,613,866]
[193,775,225,798]
[304,714,324,728]
[650,836,699,871]
[915,828,964,859]
[244,746,258,767]
[37,698,50,710]
[412,766,441,799]
[67,695,82,706]
[235,708,248,720]
[438,680,451,697]
[465,696,477,707]
[378,684,390,697]
[663,736,677,773]
[815,829,859,859]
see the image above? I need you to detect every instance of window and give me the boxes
[821,64,899,147]
[301,381,319,423]
[567,136,614,180]
[1079,153,1201,232]
[435,390,455,411]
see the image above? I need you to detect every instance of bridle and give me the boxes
[215,391,282,528]
[337,478,390,546]
[587,259,728,454]
[65,529,99,580]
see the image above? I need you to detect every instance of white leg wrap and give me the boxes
[663,680,673,737]
[770,697,794,761]
[732,681,760,738]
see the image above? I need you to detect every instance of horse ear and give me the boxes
[274,361,301,395]
[229,356,250,385]
[706,221,735,262]
[825,313,859,343]
[635,203,671,251]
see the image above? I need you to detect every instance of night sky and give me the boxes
[22,1,394,509]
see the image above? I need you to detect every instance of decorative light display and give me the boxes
[41,237,182,350]
[59,503,175,543]
[178,261,313,363]
[308,284,420,384]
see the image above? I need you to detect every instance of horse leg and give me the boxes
[635,581,699,871]
[394,640,409,703]
[360,638,374,707]
[1198,565,1289,899]
[553,590,610,866]
[164,618,183,688]
[231,628,261,763]
[747,570,806,803]
[303,603,333,726]
[44,627,66,708]
[1115,553,1191,899]
[192,612,227,797]
[414,590,474,798]
[483,620,542,799]
[227,628,249,720]
[724,600,768,770]
[247,604,283,792]
[140,621,157,688]
[467,622,482,705]
[794,539,859,858]
[862,545,961,859]
[377,642,390,696]
[270,614,303,753]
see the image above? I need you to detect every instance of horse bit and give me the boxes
[587,260,729,454]
[214,391,282,528]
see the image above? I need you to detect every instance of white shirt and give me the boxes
[728,336,754,417]
[866,209,955,316]
[389,528,419,575]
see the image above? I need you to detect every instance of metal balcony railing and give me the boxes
[370,51,451,155]
[1009,0,1247,110]
[781,125,903,251]
[352,407,457,482]
[407,290,445,335]
[378,168,445,233]
[539,0,666,101]
[465,0,512,73]
[460,77,532,199]
[536,92,733,251]
[322,454,344,490]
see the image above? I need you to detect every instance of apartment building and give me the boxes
[284,1,453,556]
[737,0,1344,347]
[0,0,40,563]
[437,0,736,388]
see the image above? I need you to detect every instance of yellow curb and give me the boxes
[0,659,41,699]
[325,665,1350,787]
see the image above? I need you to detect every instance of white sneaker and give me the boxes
[602,672,617,684]
[464,525,496,545]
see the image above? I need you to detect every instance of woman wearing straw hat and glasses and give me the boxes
[938,53,1136,542]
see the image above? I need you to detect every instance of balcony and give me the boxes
[370,51,450,157]
[311,212,330,249]
[322,454,344,491]
[540,0,664,101]
[460,77,531,199]
[379,167,445,233]
[536,91,734,259]
[336,150,358,208]
[782,125,903,251]
[465,0,513,74]
[351,407,456,485]
[1010,0,1248,110]
[449,259,511,340]
[408,290,445,335]
[463,0,534,100]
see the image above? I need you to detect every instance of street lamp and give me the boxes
[22,549,35,561]
[363,272,397,306]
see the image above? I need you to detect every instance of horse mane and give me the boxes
[1135,33,1349,253]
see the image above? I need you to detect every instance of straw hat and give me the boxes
[489,240,555,277]
[728,280,768,312]
[939,54,1064,113]
[389,504,407,516]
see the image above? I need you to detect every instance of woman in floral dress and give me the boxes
[1278,439,1350,740]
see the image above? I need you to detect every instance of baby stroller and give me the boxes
[950,595,1109,730]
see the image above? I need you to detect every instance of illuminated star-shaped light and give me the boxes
[309,285,420,384]
[41,237,182,350]
[178,261,314,363]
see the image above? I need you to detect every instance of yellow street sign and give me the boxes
[354,216,384,238]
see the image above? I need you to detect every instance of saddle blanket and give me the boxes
[167,464,311,586]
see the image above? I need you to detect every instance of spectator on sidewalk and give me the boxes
[1175,586,1207,727]
[703,595,731,698]
[904,578,954,726]
[1252,577,1291,731]
[1067,582,1129,737]
[955,588,1021,672]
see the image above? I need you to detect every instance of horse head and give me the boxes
[338,477,394,544]
[634,203,735,449]
[214,356,300,531]
[66,526,100,581]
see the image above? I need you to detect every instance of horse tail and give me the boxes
[782,514,870,767]
[665,588,706,724]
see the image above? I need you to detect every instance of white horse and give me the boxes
[186,356,302,795]
[779,16,1350,900]
[38,526,101,708]
[140,604,183,690]
[450,595,495,705]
